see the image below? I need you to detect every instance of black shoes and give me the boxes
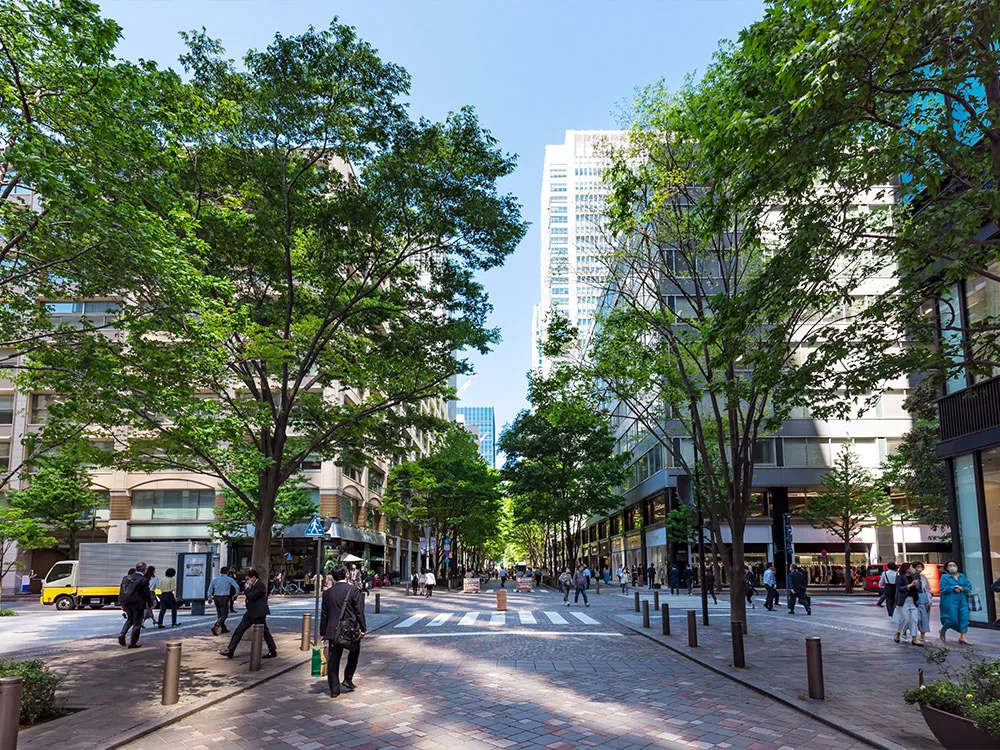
[221,627,230,633]
[127,643,141,649]
[118,634,127,647]
[217,649,234,658]
[340,681,355,692]
[211,625,219,636]
[263,651,277,659]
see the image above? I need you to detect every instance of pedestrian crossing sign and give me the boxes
[304,516,325,537]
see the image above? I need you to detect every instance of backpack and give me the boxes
[333,589,362,651]
[119,574,143,606]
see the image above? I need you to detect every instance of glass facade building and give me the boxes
[457,406,496,469]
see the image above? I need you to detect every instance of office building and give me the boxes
[457,406,496,468]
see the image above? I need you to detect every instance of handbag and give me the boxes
[968,592,983,612]
[310,645,328,678]
[333,588,362,650]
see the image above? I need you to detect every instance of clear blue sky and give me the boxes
[100,0,765,440]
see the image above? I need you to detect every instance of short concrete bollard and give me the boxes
[634,591,640,612]
[731,620,746,668]
[496,588,507,611]
[249,623,264,672]
[654,590,659,610]
[0,676,24,749]
[375,593,381,614]
[687,610,698,647]
[641,600,650,628]
[661,603,670,635]
[301,613,312,651]
[595,578,600,594]
[162,642,181,705]
[806,637,825,700]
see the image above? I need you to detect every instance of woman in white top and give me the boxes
[417,571,427,596]
[424,570,437,597]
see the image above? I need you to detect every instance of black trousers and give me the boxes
[214,596,231,630]
[120,605,145,645]
[884,584,897,617]
[226,614,276,654]
[426,584,434,597]
[788,592,812,614]
[158,592,178,626]
[764,584,779,610]
[327,643,360,695]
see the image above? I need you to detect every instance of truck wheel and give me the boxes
[89,602,105,609]
[55,595,77,611]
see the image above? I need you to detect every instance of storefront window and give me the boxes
[132,489,216,521]
[954,455,989,623]
[981,447,1000,620]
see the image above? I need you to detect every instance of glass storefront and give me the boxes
[982,447,1000,622]
[954,454,989,623]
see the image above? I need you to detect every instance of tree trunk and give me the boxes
[728,520,747,632]
[844,538,853,593]
[252,471,278,581]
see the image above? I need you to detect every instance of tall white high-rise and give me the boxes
[532,130,624,375]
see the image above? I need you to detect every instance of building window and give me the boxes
[342,497,357,525]
[981,448,1000,622]
[0,393,12,424]
[752,438,776,466]
[131,489,216,521]
[966,263,1000,384]
[30,394,61,424]
[368,469,384,493]
[954,455,988,623]
[342,465,363,484]
[939,284,968,394]
[0,441,9,470]
[301,454,322,471]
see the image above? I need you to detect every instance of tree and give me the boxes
[0,507,56,610]
[6,440,105,557]
[26,21,525,578]
[383,426,503,575]
[208,471,318,547]
[666,506,697,547]
[498,370,627,569]
[881,382,950,541]
[801,446,894,592]
[726,0,1000,379]
[0,0,202,491]
[504,496,548,570]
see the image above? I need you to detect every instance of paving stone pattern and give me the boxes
[123,610,870,750]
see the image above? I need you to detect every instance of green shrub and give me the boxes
[905,680,969,716]
[0,609,17,616]
[0,659,62,725]
[967,700,1000,737]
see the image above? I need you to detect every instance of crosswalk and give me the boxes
[393,609,601,629]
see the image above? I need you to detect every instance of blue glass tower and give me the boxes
[456,406,495,469]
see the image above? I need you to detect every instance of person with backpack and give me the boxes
[321,566,367,698]
[118,562,153,648]
[217,569,277,659]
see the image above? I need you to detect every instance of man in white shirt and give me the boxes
[878,562,899,618]
[763,562,779,611]
[424,569,437,597]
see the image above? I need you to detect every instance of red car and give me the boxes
[865,563,943,595]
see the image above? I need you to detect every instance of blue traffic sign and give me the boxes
[304,516,325,538]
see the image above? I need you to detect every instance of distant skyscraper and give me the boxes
[456,406,495,468]
[532,129,624,375]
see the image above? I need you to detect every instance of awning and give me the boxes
[326,522,386,546]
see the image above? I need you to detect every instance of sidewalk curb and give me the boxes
[88,614,398,750]
[614,615,907,750]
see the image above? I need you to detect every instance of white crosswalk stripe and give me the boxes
[518,610,536,625]
[543,611,567,625]
[395,614,425,628]
[458,612,480,626]
[569,611,600,625]
[427,613,452,627]
[489,612,506,625]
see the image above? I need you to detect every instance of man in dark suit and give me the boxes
[787,563,812,615]
[320,566,367,698]
[118,561,153,648]
[217,569,277,658]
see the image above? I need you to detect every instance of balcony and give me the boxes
[937,375,1000,456]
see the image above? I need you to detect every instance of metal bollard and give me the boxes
[301,613,312,651]
[249,623,264,672]
[661,603,670,635]
[806,637,825,700]
[0,676,23,750]
[595,578,600,594]
[654,590,659,610]
[687,610,698,647]
[634,591,640,612]
[161,642,181,705]
[375,593,381,614]
[731,621,746,668]
[642,600,650,628]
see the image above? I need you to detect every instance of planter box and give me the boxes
[919,704,1000,750]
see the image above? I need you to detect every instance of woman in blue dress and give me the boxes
[939,560,972,645]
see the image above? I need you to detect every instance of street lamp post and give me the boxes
[423,517,435,574]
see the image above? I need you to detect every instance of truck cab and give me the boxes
[40,560,120,610]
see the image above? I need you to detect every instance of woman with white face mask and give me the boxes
[939,560,972,645]
[892,562,922,646]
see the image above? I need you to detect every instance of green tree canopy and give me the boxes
[0,507,56,609]
[24,20,525,577]
[208,470,318,547]
[498,369,627,568]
